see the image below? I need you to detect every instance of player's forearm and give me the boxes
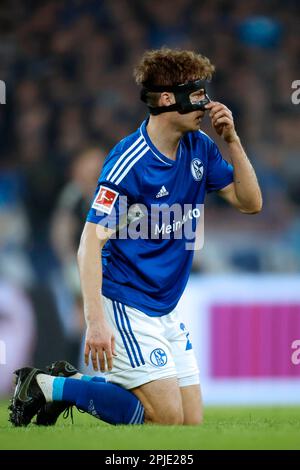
[227,137,262,214]
[77,228,106,325]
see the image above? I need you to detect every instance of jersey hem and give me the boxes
[102,289,175,317]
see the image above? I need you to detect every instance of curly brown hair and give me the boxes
[133,47,215,87]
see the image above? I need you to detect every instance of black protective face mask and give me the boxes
[140,79,211,115]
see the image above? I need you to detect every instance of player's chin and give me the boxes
[190,120,202,131]
[183,117,202,132]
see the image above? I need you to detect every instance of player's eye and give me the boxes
[190,91,205,104]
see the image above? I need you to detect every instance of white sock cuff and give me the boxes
[36,374,55,403]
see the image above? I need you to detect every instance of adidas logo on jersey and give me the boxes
[156,186,169,198]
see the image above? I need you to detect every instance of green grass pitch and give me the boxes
[0,401,300,450]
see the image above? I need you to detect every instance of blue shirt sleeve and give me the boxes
[86,180,130,231]
[206,141,234,193]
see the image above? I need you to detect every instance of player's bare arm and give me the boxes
[206,101,263,214]
[77,222,116,372]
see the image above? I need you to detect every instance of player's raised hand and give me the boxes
[205,101,238,143]
[84,319,117,372]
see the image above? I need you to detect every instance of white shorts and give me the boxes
[102,295,200,390]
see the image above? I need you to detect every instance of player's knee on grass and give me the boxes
[180,384,203,425]
[131,377,184,425]
[183,413,203,425]
[132,388,184,424]
[144,403,184,425]
[146,412,184,425]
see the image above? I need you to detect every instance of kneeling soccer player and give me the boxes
[9,48,262,427]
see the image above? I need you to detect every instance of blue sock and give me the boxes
[80,375,106,383]
[53,377,144,425]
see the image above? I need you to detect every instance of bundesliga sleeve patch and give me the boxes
[92,185,119,214]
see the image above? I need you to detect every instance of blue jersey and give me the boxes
[87,119,233,316]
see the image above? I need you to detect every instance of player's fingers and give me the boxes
[211,109,232,121]
[214,117,233,126]
[211,109,233,121]
[208,103,224,115]
[209,102,223,109]
[90,347,99,371]
[106,348,113,371]
[210,105,231,118]
[97,349,106,372]
[205,100,220,109]
[212,116,232,128]
[84,343,90,366]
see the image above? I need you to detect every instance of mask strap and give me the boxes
[140,79,210,115]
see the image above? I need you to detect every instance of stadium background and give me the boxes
[0,0,299,409]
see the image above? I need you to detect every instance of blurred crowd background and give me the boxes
[0,0,299,388]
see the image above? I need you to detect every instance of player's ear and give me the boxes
[159,92,175,107]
